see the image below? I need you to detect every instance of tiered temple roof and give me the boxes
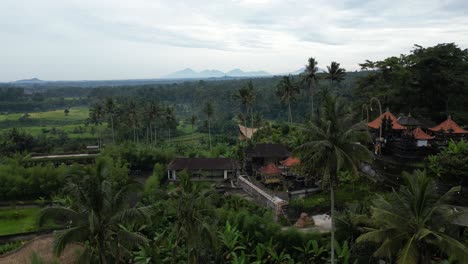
[280,157,300,167]
[429,116,468,134]
[411,127,434,140]
[368,110,406,130]
[259,163,282,175]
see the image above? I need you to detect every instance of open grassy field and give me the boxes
[0,208,41,236]
[0,107,101,139]
[0,107,88,122]
[171,132,207,144]
[173,121,208,144]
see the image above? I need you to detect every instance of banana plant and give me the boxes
[293,239,328,263]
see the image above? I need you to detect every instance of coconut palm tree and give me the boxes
[169,172,216,264]
[276,75,300,124]
[38,160,153,263]
[233,81,256,137]
[190,114,198,134]
[325,62,346,87]
[357,170,468,263]
[297,95,372,263]
[202,102,214,152]
[126,100,139,143]
[301,57,319,118]
[104,98,117,144]
[144,102,160,145]
[88,102,105,149]
[164,107,176,143]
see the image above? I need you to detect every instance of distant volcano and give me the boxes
[14,78,45,83]
[164,68,271,79]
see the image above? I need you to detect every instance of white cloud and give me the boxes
[0,0,467,81]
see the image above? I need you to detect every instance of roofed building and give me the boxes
[238,124,259,141]
[245,143,291,174]
[411,127,434,147]
[368,110,406,130]
[259,163,282,184]
[429,116,468,143]
[167,158,240,181]
[280,157,300,167]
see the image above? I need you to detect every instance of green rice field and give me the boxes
[0,107,101,139]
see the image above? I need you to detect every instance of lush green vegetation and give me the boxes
[0,240,23,254]
[0,208,41,235]
[1,43,468,263]
[354,43,468,123]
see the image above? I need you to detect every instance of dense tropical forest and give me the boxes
[0,43,468,263]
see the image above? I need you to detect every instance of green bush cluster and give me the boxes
[288,181,374,214]
[0,241,23,255]
[0,159,69,201]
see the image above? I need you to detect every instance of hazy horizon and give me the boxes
[1,0,468,82]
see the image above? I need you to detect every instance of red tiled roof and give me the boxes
[368,111,406,130]
[259,163,282,175]
[429,116,468,134]
[412,128,434,140]
[280,157,300,167]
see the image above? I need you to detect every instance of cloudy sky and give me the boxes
[1,0,467,81]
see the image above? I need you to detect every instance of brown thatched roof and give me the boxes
[238,124,259,140]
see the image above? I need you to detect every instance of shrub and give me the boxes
[0,241,23,255]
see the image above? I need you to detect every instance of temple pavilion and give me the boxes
[429,116,468,144]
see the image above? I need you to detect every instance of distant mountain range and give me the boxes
[164,68,271,79]
[14,78,45,84]
[284,67,327,76]
[7,67,329,87]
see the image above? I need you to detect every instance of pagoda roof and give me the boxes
[280,157,300,167]
[368,110,406,130]
[412,128,434,140]
[397,114,422,127]
[259,163,282,175]
[429,116,468,134]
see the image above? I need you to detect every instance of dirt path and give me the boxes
[0,234,82,264]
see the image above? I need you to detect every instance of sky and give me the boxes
[1,0,468,81]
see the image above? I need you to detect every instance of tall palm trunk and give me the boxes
[110,115,115,144]
[310,84,314,119]
[146,126,149,143]
[250,107,254,129]
[288,100,292,124]
[154,127,157,146]
[330,181,335,263]
[244,112,248,142]
[149,123,152,144]
[208,119,212,152]
[250,107,255,142]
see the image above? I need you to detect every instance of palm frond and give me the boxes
[38,207,81,227]
[396,235,419,264]
[53,225,89,256]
